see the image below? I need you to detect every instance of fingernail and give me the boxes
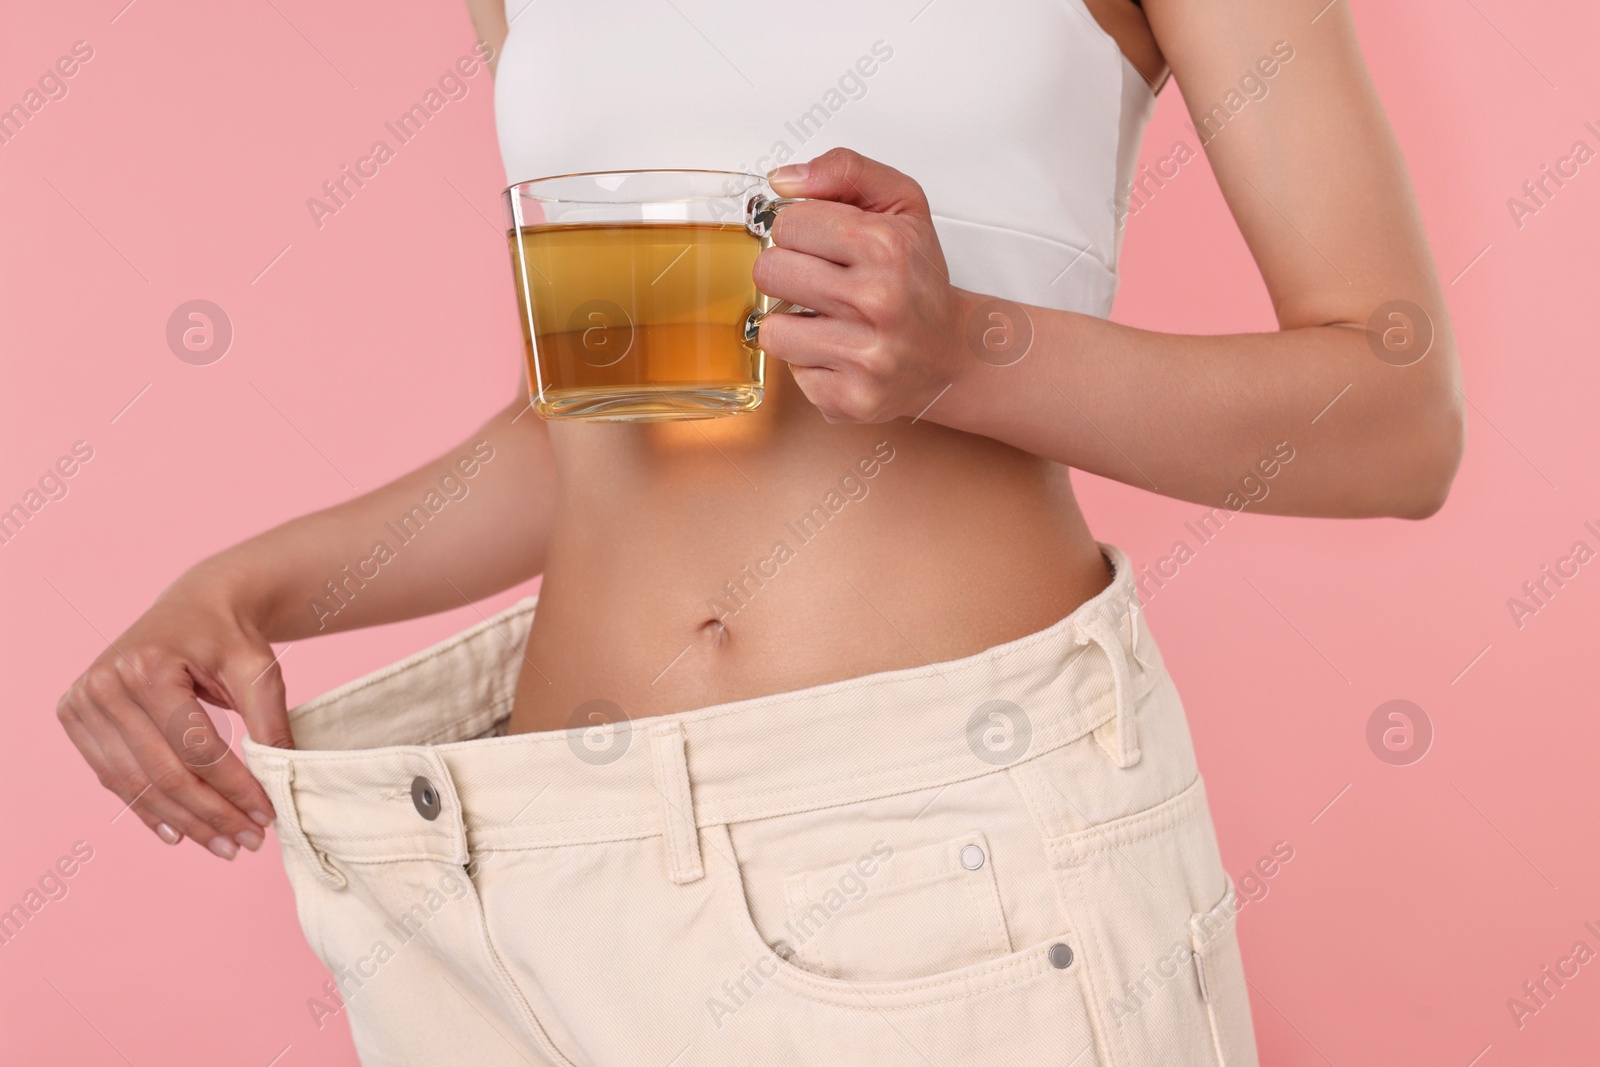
[208,836,239,861]
[767,163,808,183]
[156,822,182,846]
[236,829,264,852]
[250,810,274,828]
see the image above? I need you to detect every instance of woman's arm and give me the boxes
[463,0,508,75]
[758,1,1465,519]
[216,394,556,642]
[57,1,542,859]
[55,395,556,859]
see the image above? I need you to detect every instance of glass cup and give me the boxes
[502,169,806,421]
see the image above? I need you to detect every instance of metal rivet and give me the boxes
[960,844,986,871]
[772,940,796,961]
[1048,943,1074,969]
[411,775,442,821]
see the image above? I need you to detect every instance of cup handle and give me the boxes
[742,188,819,347]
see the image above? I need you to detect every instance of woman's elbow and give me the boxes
[1395,386,1466,520]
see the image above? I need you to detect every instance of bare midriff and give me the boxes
[505,364,1112,735]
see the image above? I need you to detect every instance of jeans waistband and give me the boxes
[242,542,1162,887]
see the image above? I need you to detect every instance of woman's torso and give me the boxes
[498,0,1159,733]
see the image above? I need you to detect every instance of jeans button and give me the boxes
[411,775,442,821]
[1048,943,1074,969]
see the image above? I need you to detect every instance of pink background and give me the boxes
[3,1,1597,1063]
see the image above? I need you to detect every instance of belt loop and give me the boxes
[259,757,347,889]
[649,721,704,885]
[1104,543,1155,674]
[1079,614,1142,769]
[1127,597,1157,673]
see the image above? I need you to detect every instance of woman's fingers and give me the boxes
[104,742,225,853]
[174,650,293,829]
[219,648,294,754]
[55,697,179,843]
[756,310,872,371]
[767,199,875,267]
[769,146,935,220]
[162,696,276,831]
[63,690,228,852]
[757,312,919,424]
[112,696,264,853]
[77,667,265,855]
[56,592,296,859]
[753,245,855,321]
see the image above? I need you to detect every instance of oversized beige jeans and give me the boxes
[243,543,1258,1066]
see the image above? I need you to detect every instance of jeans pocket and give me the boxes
[1189,878,1259,1067]
[705,772,1092,1016]
[703,820,1103,1065]
[779,831,1013,982]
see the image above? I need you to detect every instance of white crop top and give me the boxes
[494,0,1155,318]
